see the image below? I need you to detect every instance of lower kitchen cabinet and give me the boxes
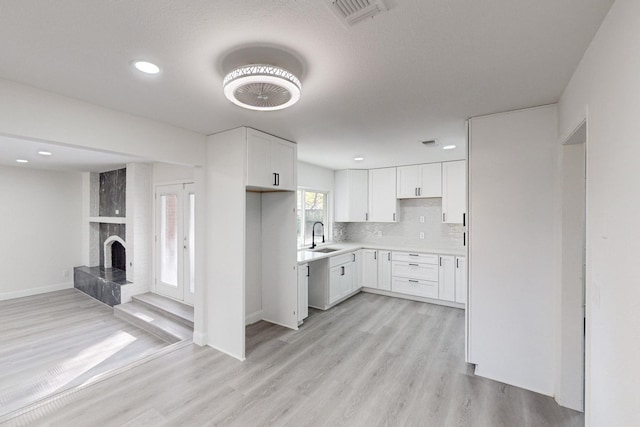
[297,263,309,324]
[329,260,354,304]
[392,277,438,299]
[438,255,456,302]
[455,256,467,304]
[377,250,392,291]
[361,249,378,288]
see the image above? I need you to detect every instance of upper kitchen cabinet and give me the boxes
[396,163,442,199]
[368,167,398,222]
[335,169,368,222]
[442,160,466,224]
[246,128,297,191]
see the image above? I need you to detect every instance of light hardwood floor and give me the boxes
[5,292,583,426]
[0,289,171,419]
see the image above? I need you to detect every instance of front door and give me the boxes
[155,183,195,304]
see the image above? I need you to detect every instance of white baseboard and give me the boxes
[361,287,465,309]
[0,282,73,301]
[192,331,207,346]
[245,309,263,325]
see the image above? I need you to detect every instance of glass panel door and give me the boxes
[156,184,184,300]
[183,183,196,305]
[155,183,196,303]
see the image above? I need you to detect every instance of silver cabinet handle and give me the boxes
[409,280,418,283]
[341,266,345,276]
[409,263,419,266]
[443,212,446,222]
[365,212,368,221]
[352,253,356,262]
[307,265,310,277]
[409,254,419,257]
[374,251,377,260]
[388,252,391,261]
[418,187,421,196]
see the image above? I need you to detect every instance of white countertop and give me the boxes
[297,242,466,264]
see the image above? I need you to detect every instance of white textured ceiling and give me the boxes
[0,135,144,172]
[0,0,613,170]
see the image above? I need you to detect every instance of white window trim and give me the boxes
[297,187,330,250]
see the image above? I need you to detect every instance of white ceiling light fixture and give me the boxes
[354,156,364,161]
[16,159,29,163]
[443,145,456,150]
[223,64,301,111]
[38,150,52,156]
[133,60,160,75]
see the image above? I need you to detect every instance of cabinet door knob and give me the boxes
[341,266,345,276]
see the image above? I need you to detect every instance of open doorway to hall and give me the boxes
[559,120,587,412]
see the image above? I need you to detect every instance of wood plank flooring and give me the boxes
[5,292,583,426]
[0,289,171,419]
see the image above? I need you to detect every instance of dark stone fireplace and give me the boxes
[111,241,126,271]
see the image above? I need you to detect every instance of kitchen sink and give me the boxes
[313,247,339,253]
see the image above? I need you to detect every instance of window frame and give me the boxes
[297,188,330,249]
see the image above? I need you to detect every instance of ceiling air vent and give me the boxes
[328,0,389,26]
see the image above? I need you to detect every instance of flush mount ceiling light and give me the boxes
[443,145,457,150]
[354,156,364,161]
[133,60,160,74]
[38,151,52,156]
[16,159,29,163]
[223,64,301,111]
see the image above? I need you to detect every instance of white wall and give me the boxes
[245,192,263,324]
[206,128,246,361]
[558,1,640,424]
[0,166,83,299]
[153,162,196,184]
[468,105,558,396]
[0,79,206,166]
[298,161,335,240]
[298,161,334,191]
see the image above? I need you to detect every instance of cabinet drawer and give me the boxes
[392,251,438,265]
[329,252,356,267]
[392,277,438,299]
[392,261,438,281]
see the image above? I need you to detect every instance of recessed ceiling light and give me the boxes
[38,151,52,156]
[442,145,456,150]
[16,159,29,163]
[354,156,364,161]
[133,61,160,74]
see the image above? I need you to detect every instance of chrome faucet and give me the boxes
[310,221,325,249]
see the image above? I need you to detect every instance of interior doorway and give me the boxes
[559,121,586,411]
[155,183,195,305]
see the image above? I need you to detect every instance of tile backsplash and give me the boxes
[333,198,463,249]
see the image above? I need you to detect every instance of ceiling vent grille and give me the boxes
[328,0,389,26]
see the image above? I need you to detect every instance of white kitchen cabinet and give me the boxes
[246,128,296,191]
[391,251,439,299]
[297,263,309,324]
[377,250,392,291]
[442,160,466,224]
[361,249,378,288]
[329,260,354,304]
[327,251,357,305]
[368,168,398,222]
[455,256,467,304]
[334,170,369,222]
[438,255,456,302]
[396,163,442,199]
